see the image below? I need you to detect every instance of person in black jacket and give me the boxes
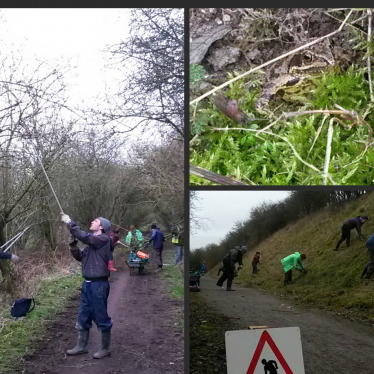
[61,214,113,359]
[216,246,248,291]
[334,216,368,251]
[0,252,19,261]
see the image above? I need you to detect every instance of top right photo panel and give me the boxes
[190,8,374,186]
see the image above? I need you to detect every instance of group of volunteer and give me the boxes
[0,214,184,360]
[216,215,373,289]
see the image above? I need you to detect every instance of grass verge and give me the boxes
[158,247,184,333]
[190,292,240,374]
[0,272,83,373]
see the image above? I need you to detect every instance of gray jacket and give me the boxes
[68,221,111,280]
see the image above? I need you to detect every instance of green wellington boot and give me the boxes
[93,330,111,359]
[67,330,89,355]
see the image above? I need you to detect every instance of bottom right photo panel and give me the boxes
[190,190,373,374]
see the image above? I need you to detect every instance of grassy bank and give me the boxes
[159,246,184,332]
[190,292,240,374]
[161,247,184,300]
[0,272,83,373]
[234,191,374,321]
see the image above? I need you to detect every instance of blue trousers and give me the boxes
[76,280,112,332]
[175,245,184,265]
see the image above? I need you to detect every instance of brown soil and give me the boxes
[22,248,183,374]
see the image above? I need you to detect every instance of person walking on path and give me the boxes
[281,252,307,286]
[361,232,374,285]
[171,224,184,265]
[61,214,113,359]
[200,261,206,275]
[334,216,368,251]
[252,252,261,274]
[216,246,248,291]
[146,224,164,272]
[125,225,143,251]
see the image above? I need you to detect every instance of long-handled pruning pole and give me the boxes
[29,141,64,214]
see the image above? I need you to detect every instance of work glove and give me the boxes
[10,254,20,262]
[61,213,71,224]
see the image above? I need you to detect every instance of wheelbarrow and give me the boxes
[125,250,150,275]
[189,274,201,292]
[125,260,146,275]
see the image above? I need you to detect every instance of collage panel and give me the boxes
[189,190,374,373]
[0,8,184,374]
[189,8,374,186]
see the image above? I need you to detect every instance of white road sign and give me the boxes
[225,327,305,374]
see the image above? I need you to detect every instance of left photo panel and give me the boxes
[0,8,184,374]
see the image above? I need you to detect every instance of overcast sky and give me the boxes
[190,191,291,250]
[0,8,131,110]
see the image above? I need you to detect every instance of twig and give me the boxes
[367,9,374,102]
[323,118,335,185]
[305,115,328,169]
[190,9,354,106]
[283,109,358,119]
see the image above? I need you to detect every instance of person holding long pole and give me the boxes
[61,213,113,359]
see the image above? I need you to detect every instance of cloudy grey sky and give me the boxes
[0,8,131,110]
[190,191,291,250]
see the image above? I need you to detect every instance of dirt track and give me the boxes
[22,249,183,374]
[199,275,374,374]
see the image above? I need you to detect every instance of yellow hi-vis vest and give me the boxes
[172,234,179,244]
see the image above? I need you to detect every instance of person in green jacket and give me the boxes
[125,225,143,251]
[281,252,307,286]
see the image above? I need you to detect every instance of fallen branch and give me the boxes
[190,164,249,185]
[367,9,374,102]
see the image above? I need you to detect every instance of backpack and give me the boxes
[11,298,35,318]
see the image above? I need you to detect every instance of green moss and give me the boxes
[190,66,374,185]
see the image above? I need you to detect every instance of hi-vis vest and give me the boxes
[172,226,180,244]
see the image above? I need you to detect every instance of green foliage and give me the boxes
[190,64,205,84]
[190,66,374,185]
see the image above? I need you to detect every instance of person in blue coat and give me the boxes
[146,224,165,272]
[200,261,206,275]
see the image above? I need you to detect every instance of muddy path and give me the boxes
[23,248,184,374]
[198,275,374,374]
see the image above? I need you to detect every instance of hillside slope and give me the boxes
[235,191,374,320]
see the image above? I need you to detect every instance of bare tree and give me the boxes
[101,8,184,139]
